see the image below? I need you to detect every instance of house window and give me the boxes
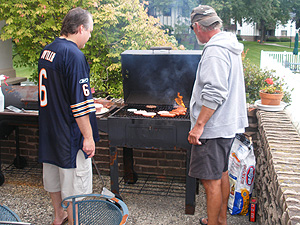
[281,30,287,36]
[163,8,171,16]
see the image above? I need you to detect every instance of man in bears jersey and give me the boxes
[38,7,99,225]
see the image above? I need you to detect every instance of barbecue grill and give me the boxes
[0,85,39,185]
[101,49,202,214]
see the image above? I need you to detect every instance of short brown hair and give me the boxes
[60,7,92,37]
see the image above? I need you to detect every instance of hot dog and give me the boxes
[159,113,176,118]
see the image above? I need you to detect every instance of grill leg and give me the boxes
[185,147,196,215]
[13,127,27,169]
[0,140,4,186]
[109,146,119,195]
[123,147,138,184]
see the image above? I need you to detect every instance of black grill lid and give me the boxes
[121,50,202,106]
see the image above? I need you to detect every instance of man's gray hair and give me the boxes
[198,21,222,32]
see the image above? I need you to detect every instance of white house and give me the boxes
[155,6,297,42]
[236,19,297,41]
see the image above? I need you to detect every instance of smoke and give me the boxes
[121,50,201,105]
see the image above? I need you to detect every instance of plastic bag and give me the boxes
[227,133,255,215]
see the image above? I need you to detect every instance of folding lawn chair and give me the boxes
[0,203,31,225]
[61,193,129,225]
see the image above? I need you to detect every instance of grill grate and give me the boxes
[119,173,186,197]
[1,162,42,177]
[112,104,190,120]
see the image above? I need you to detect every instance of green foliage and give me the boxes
[161,25,174,35]
[266,36,280,42]
[0,0,178,98]
[279,37,291,42]
[243,57,292,104]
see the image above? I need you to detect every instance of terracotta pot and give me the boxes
[259,90,283,105]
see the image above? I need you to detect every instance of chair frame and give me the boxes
[0,203,31,225]
[61,193,129,225]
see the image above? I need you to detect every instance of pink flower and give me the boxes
[91,87,95,94]
[265,78,273,85]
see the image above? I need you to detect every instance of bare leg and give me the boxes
[49,191,68,225]
[218,171,229,225]
[201,179,222,225]
[64,201,79,225]
[66,202,74,225]
[201,172,230,225]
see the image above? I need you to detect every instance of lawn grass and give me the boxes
[241,41,294,66]
[12,49,35,79]
[14,66,34,79]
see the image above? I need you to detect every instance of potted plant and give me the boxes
[259,78,283,105]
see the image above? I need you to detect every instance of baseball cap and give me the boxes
[190,5,222,27]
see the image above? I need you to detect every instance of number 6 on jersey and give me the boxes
[39,68,48,107]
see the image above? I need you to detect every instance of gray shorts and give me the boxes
[188,138,234,180]
[43,150,93,200]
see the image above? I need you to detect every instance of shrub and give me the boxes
[236,34,242,41]
[266,36,280,42]
[243,57,292,104]
[279,37,291,42]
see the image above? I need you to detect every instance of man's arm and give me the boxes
[75,114,95,158]
[188,105,215,145]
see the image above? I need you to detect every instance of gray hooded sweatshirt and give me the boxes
[190,32,248,138]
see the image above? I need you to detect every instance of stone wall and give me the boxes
[255,110,300,225]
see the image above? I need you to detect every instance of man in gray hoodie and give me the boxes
[188,5,248,225]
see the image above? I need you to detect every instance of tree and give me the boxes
[0,0,179,97]
[290,0,300,29]
[243,0,291,42]
[200,0,246,26]
[201,0,292,42]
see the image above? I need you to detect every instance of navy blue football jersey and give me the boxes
[38,38,99,168]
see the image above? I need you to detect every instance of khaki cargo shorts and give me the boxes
[43,150,92,200]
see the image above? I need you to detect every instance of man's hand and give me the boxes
[75,114,95,158]
[188,105,215,145]
[82,137,95,158]
[188,124,204,145]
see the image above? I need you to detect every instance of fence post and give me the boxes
[260,50,265,69]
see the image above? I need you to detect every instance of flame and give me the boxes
[175,92,186,109]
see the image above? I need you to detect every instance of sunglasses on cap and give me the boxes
[190,23,195,30]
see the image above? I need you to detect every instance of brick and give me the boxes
[96,141,109,148]
[142,151,166,159]
[135,158,157,166]
[165,152,185,160]
[158,160,181,167]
